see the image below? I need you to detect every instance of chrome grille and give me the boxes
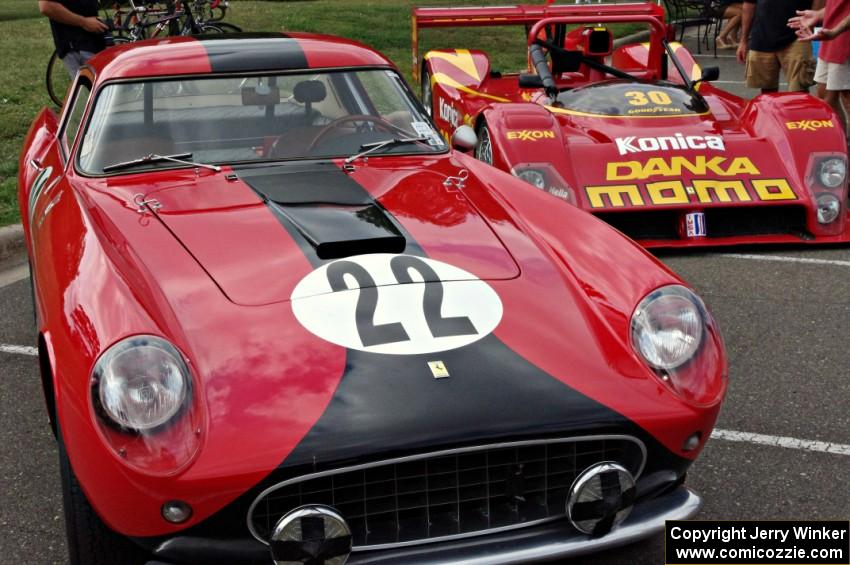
[248,436,645,550]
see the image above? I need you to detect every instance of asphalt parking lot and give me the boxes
[2,33,848,565]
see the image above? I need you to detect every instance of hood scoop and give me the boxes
[272,203,406,260]
[242,163,406,260]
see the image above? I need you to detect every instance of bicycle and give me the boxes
[46,0,230,106]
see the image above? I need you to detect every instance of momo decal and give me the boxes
[291,254,502,355]
[615,133,725,156]
[438,97,460,128]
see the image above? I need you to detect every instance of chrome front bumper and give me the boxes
[348,486,701,565]
[146,486,700,565]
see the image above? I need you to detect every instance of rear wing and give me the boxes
[411,2,667,82]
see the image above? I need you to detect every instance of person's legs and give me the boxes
[821,59,850,135]
[59,50,96,79]
[778,40,815,92]
[746,50,781,93]
[718,4,742,44]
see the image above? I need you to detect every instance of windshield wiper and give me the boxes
[102,153,221,173]
[344,137,431,164]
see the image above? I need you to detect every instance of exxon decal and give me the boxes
[615,133,725,156]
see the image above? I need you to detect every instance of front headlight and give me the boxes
[511,164,575,204]
[631,285,726,406]
[516,168,547,189]
[819,157,846,188]
[816,193,841,224]
[92,336,190,431]
[631,286,703,370]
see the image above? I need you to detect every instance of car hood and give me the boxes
[147,158,520,306]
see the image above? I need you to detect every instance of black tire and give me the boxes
[58,428,148,565]
[421,67,433,117]
[475,121,493,164]
[213,21,242,33]
[46,50,71,107]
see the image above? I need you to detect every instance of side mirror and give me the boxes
[698,66,720,83]
[451,125,478,152]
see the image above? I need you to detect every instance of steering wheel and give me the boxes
[307,114,411,153]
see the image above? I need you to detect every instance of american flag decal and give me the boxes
[686,212,707,238]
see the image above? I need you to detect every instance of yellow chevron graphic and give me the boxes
[425,49,482,82]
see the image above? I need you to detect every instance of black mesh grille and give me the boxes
[249,438,644,548]
[596,206,810,241]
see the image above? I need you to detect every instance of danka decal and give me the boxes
[291,254,503,355]
[506,130,555,141]
[606,156,758,180]
[614,133,725,156]
[786,120,833,131]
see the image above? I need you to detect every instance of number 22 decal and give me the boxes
[291,254,503,355]
[327,256,478,347]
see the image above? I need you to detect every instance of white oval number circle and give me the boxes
[291,254,503,355]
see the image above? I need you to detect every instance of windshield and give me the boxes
[78,69,446,175]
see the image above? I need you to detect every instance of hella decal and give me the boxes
[291,254,503,355]
[786,120,833,131]
[506,130,556,141]
[438,97,460,128]
[615,133,725,156]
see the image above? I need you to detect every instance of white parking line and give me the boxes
[0,344,37,356]
[0,263,29,289]
[723,253,850,267]
[713,428,850,456]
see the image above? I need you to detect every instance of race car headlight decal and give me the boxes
[816,193,841,224]
[818,157,846,188]
[91,335,203,475]
[517,168,547,189]
[631,285,726,406]
[511,164,575,204]
[94,336,189,431]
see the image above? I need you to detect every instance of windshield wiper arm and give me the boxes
[344,137,430,164]
[102,153,221,173]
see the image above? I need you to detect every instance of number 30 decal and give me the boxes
[291,254,503,355]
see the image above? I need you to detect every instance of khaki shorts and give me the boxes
[814,57,850,91]
[746,41,815,91]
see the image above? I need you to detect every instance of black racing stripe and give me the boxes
[200,36,307,73]
[130,162,693,553]
[235,161,689,472]
[234,162,417,262]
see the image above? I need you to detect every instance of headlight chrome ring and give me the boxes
[92,335,191,432]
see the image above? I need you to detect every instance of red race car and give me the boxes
[20,33,725,564]
[414,2,850,248]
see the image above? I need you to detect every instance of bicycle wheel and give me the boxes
[213,21,241,33]
[196,23,223,34]
[46,50,72,107]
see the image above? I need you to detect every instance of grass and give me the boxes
[0,0,643,226]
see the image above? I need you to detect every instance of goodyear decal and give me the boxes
[506,130,555,141]
[585,156,797,209]
[786,120,833,131]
